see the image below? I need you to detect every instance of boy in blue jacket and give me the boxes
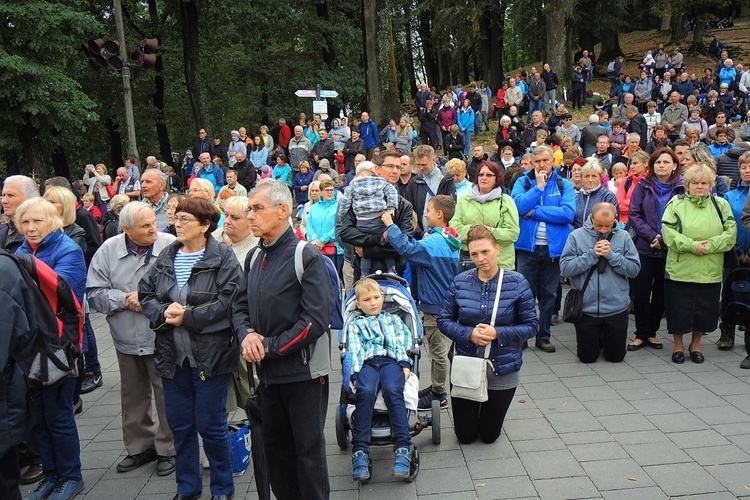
[382,194,460,410]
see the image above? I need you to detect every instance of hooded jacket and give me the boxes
[452,187,520,269]
[16,229,86,303]
[359,119,381,150]
[403,167,457,239]
[438,268,538,376]
[386,225,460,313]
[726,181,750,256]
[628,175,685,257]
[574,185,619,229]
[662,194,736,283]
[716,145,749,188]
[559,218,641,317]
[511,169,575,258]
[233,227,334,385]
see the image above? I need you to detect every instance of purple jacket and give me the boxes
[628,175,684,257]
[437,106,457,131]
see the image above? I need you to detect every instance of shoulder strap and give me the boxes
[294,239,307,284]
[580,266,598,294]
[484,269,505,359]
[709,195,725,226]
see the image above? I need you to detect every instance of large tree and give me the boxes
[544,0,576,82]
[362,0,400,124]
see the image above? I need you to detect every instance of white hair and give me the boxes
[120,202,154,229]
[250,180,292,209]
[3,175,40,200]
[588,114,600,124]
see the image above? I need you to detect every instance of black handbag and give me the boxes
[708,195,738,269]
[563,266,597,323]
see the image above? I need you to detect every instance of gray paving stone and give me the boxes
[705,463,750,497]
[518,449,584,480]
[503,417,558,441]
[668,429,733,449]
[533,476,601,499]
[643,462,725,496]
[569,385,621,402]
[568,442,629,462]
[548,362,597,378]
[474,476,537,499]
[713,422,750,436]
[702,381,750,396]
[559,431,615,445]
[600,487,668,499]
[412,466,474,495]
[522,380,573,399]
[466,456,527,479]
[359,480,416,499]
[417,492,479,500]
[628,398,686,416]
[621,441,692,466]
[614,386,667,401]
[646,412,711,433]
[684,444,750,466]
[722,394,750,413]
[581,458,656,491]
[668,389,728,409]
[533,396,586,413]
[558,374,608,390]
[591,364,642,382]
[692,405,750,425]
[582,398,638,417]
[547,410,604,433]
[84,477,150,500]
[597,414,657,434]
[460,436,519,461]
[512,437,568,453]
[611,429,671,446]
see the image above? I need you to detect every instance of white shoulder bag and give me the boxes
[450,269,504,403]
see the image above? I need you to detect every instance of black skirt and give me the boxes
[664,280,722,334]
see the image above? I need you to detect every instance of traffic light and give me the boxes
[139,38,158,69]
[80,37,158,71]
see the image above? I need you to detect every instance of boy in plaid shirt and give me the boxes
[348,278,413,482]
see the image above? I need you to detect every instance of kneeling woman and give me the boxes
[139,198,244,500]
[438,226,537,444]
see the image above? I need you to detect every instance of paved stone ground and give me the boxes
[21,310,750,499]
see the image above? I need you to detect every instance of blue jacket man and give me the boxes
[359,112,381,155]
[511,146,575,353]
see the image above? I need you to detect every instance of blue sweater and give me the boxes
[386,226,460,313]
[725,182,750,256]
[249,146,268,167]
[16,230,86,303]
[438,269,538,376]
[511,169,575,258]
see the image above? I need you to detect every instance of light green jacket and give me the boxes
[451,193,520,270]
[662,194,736,284]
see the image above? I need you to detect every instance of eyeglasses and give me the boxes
[175,216,199,225]
[477,173,496,178]
[247,204,281,214]
[381,163,401,170]
[322,188,335,192]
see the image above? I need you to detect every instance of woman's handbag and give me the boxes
[562,266,597,323]
[450,269,504,403]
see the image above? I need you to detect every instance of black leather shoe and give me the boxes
[117,448,157,472]
[172,494,201,500]
[741,355,750,369]
[627,340,646,351]
[20,463,44,484]
[689,351,705,364]
[156,456,175,476]
[210,493,234,500]
[535,339,556,353]
[672,351,685,364]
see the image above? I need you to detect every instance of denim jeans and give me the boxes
[352,356,411,453]
[543,90,557,114]
[162,361,233,497]
[528,98,543,119]
[517,246,561,340]
[473,113,482,137]
[33,377,82,482]
[462,130,472,156]
[83,313,101,376]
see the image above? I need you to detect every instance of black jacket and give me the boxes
[101,212,119,241]
[521,122,549,150]
[627,114,649,149]
[192,138,215,158]
[337,194,414,268]
[343,138,365,172]
[312,138,335,168]
[468,154,488,183]
[139,237,243,380]
[542,70,559,91]
[233,228,334,385]
[418,107,439,139]
[446,133,465,159]
[0,254,37,457]
[76,206,101,267]
[495,128,522,157]
[403,168,457,238]
[235,159,257,191]
[0,222,25,253]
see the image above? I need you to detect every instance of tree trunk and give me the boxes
[403,3,418,96]
[149,0,173,166]
[545,0,575,85]
[316,0,336,69]
[106,118,124,169]
[487,0,505,90]
[669,11,685,45]
[179,0,208,133]
[457,50,469,84]
[415,8,437,88]
[49,129,70,179]
[688,21,709,55]
[18,123,52,182]
[660,1,671,31]
[598,28,624,74]
[362,0,400,125]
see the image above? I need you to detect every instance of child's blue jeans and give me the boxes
[351,356,412,453]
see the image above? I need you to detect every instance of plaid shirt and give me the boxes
[338,176,399,221]
[347,311,412,376]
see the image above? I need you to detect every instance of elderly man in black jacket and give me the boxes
[338,150,415,276]
[235,181,335,500]
[0,254,38,499]
[404,145,457,239]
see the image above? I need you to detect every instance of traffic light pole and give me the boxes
[113,0,139,159]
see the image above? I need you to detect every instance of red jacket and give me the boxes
[278,124,292,148]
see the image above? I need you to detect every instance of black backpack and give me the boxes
[4,251,84,388]
[721,267,750,326]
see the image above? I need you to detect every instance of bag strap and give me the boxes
[580,265,598,294]
[484,269,505,360]
[709,194,725,226]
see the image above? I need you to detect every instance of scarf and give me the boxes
[501,157,515,169]
[653,179,675,230]
[469,184,504,203]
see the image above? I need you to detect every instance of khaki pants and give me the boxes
[342,259,355,295]
[116,351,174,456]
[422,313,451,395]
[228,359,260,412]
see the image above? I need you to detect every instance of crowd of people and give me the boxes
[2,40,750,500]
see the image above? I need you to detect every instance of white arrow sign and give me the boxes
[320,90,338,98]
[295,90,316,98]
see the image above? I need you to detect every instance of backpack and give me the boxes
[607,60,616,74]
[248,240,343,330]
[3,251,84,388]
[721,267,750,325]
[524,173,565,194]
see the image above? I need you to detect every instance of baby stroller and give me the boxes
[334,273,441,482]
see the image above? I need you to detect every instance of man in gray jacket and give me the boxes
[559,203,641,363]
[86,203,176,476]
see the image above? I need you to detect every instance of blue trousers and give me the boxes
[33,377,82,482]
[462,130,472,156]
[528,98,543,118]
[473,113,482,137]
[352,356,412,453]
[83,313,101,376]
[517,245,560,340]
[162,361,233,496]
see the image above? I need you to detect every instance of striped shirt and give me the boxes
[174,249,204,288]
[347,311,412,375]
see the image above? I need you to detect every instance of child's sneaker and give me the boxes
[392,447,411,479]
[352,450,370,482]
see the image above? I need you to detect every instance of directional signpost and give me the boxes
[295,85,338,118]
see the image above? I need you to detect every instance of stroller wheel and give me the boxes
[335,408,350,450]
[431,399,442,445]
[407,445,419,482]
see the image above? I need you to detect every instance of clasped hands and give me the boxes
[594,239,611,257]
[241,332,266,362]
[470,323,497,347]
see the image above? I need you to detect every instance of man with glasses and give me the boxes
[337,151,415,276]
[235,181,335,500]
[512,146,575,353]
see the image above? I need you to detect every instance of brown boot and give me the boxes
[718,325,735,351]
